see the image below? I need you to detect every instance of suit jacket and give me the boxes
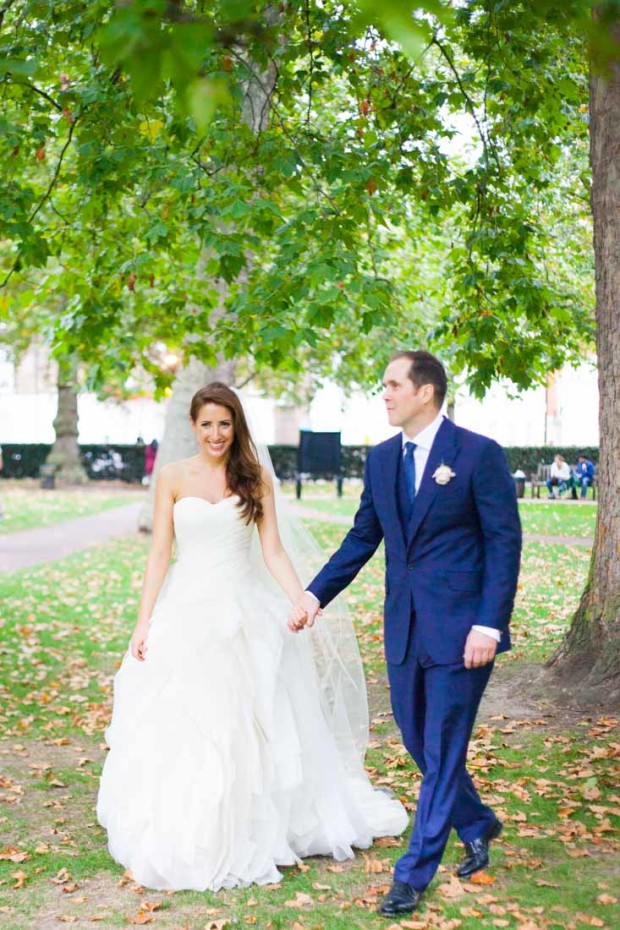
[308,418,522,666]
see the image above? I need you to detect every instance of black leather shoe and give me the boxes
[379,880,421,917]
[456,817,503,878]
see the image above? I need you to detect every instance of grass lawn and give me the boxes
[0,507,617,930]
[0,483,145,535]
[287,493,597,541]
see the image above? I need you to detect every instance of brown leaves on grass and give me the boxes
[127,913,156,925]
[0,846,29,863]
[363,853,392,874]
[469,871,496,886]
[11,870,28,889]
[283,891,314,908]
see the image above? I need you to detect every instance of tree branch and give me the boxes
[225,46,342,216]
[0,116,80,289]
[6,79,63,111]
[0,0,18,32]
[305,0,314,125]
[430,34,501,174]
[29,116,79,224]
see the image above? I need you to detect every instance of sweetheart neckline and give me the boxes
[174,495,239,508]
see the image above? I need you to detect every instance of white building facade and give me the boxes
[0,342,599,449]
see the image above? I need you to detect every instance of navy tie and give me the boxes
[403,441,416,511]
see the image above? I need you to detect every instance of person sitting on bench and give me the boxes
[572,454,595,500]
[546,454,571,499]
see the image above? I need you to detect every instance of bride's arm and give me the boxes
[257,469,305,607]
[131,466,175,661]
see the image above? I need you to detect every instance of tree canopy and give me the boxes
[0,1,599,398]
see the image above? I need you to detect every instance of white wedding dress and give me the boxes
[97,495,408,891]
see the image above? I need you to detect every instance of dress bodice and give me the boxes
[172,496,254,577]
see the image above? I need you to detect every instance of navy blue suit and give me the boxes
[308,417,522,890]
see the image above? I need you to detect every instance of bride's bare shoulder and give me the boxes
[157,459,194,488]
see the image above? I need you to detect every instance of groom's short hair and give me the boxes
[391,350,447,409]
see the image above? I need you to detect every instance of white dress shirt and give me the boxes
[403,414,500,643]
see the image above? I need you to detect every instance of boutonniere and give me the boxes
[433,464,456,485]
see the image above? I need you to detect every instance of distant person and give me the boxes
[143,439,159,486]
[546,454,571,499]
[572,454,595,501]
[135,436,145,484]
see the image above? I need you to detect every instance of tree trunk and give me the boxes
[137,356,235,532]
[548,9,620,702]
[47,356,89,485]
[138,33,279,531]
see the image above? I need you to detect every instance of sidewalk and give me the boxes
[0,503,143,573]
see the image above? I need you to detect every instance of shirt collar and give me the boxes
[402,412,445,451]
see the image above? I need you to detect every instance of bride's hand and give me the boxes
[131,622,150,661]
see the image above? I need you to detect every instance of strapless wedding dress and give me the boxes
[97,496,407,891]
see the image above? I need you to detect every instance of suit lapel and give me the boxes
[406,418,458,549]
[377,435,408,551]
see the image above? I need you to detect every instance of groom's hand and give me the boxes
[463,629,498,669]
[288,591,322,633]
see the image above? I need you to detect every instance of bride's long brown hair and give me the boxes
[190,383,266,524]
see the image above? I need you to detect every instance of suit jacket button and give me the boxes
[407,563,414,571]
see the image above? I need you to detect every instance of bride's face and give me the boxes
[192,402,235,460]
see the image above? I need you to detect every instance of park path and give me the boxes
[0,501,593,575]
[0,502,143,573]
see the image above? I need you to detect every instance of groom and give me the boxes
[291,351,521,917]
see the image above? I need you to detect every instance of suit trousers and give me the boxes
[387,628,496,891]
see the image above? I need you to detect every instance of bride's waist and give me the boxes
[169,551,255,580]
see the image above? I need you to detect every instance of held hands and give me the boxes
[131,621,150,661]
[288,591,322,633]
[463,629,497,669]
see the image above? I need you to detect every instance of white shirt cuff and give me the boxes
[305,590,321,606]
[472,625,501,642]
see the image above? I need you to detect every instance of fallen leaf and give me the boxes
[0,848,29,863]
[363,854,391,874]
[11,870,28,889]
[597,893,617,905]
[51,868,72,885]
[436,875,466,899]
[470,871,496,885]
[283,892,313,908]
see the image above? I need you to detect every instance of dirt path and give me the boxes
[0,503,143,573]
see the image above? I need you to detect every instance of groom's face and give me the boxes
[382,358,431,431]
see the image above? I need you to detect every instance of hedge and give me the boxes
[0,443,599,483]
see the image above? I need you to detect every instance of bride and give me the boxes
[97,383,407,892]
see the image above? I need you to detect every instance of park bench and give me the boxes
[529,462,597,500]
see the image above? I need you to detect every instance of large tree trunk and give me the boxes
[46,356,89,485]
[549,9,620,702]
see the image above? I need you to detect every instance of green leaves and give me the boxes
[0,0,598,401]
